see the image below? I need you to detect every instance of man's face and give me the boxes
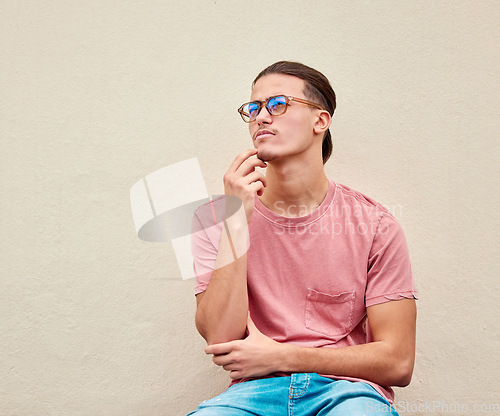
[249,74,320,163]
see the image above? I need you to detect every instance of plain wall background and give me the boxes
[1,1,498,415]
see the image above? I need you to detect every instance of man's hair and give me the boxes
[252,61,337,164]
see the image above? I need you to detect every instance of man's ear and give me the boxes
[313,110,331,135]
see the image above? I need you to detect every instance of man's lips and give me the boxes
[254,130,275,141]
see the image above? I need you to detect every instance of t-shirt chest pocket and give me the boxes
[305,288,356,341]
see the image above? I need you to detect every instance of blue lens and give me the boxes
[246,102,260,120]
[268,96,287,115]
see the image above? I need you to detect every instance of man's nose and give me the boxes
[255,104,273,124]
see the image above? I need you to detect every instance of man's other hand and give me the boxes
[205,315,282,379]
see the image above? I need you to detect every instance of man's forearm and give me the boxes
[278,341,414,387]
[195,220,249,345]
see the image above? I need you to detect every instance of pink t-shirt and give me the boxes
[192,180,417,403]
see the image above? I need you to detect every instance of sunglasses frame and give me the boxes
[238,95,323,123]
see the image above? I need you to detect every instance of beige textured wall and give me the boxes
[1,1,498,415]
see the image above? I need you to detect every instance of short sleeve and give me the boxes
[365,211,418,307]
[191,202,223,295]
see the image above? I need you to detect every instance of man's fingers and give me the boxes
[205,341,234,356]
[227,149,258,174]
[237,155,267,177]
[245,171,267,189]
[213,354,233,367]
[223,149,267,223]
[248,182,265,199]
[224,167,266,198]
[229,370,243,380]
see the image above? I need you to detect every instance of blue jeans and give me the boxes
[187,373,399,415]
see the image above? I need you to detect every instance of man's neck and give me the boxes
[258,157,329,218]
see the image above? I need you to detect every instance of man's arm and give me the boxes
[206,298,417,387]
[281,298,417,386]
[195,227,249,345]
[194,149,266,345]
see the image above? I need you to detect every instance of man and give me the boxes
[187,61,417,415]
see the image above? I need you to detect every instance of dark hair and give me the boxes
[252,61,336,164]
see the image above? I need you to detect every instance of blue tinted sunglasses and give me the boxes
[238,95,323,123]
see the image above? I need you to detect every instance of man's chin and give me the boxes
[257,149,278,162]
